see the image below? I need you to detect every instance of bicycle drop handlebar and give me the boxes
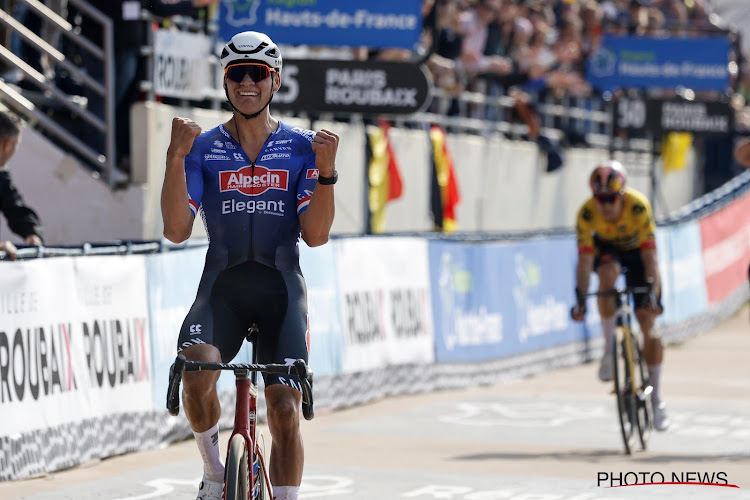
[582,285,655,298]
[166,355,315,421]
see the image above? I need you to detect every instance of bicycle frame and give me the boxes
[614,294,639,397]
[230,368,271,497]
[584,285,654,454]
[166,343,314,499]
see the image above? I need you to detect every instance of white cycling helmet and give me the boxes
[220,31,282,72]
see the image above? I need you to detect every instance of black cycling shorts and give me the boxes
[593,237,653,309]
[176,260,309,390]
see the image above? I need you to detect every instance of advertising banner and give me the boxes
[700,191,750,305]
[587,35,730,92]
[335,237,434,373]
[429,237,593,363]
[153,29,214,100]
[615,97,733,135]
[146,246,214,409]
[274,59,432,115]
[1,256,152,437]
[299,242,344,377]
[657,223,708,324]
[219,0,423,50]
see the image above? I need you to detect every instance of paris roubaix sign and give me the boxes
[615,97,733,136]
[273,58,433,115]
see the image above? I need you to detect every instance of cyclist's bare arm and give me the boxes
[640,247,660,297]
[300,129,338,247]
[162,117,201,243]
[571,251,595,320]
[576,252,595,295]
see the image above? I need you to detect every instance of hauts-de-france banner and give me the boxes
[219,0,423,49]
[587,35,730,92]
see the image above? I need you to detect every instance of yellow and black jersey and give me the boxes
[576,188,656,253]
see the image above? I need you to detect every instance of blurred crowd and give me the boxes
[0,0,739,172]
[413,0,718,102]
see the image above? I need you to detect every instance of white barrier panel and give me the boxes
[1,256,152,434]
[334,237,435,373]
[385,127,435,232]
[0,256,152,479]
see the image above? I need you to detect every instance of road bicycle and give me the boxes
[584,285,655,454]
[166,325,314,499]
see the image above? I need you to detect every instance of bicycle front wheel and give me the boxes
[613,329,636,455]
[252,448,269,500]
[225,434,250,500]
[633,339,653,450]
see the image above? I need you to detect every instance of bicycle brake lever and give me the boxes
[293,359,315,421]
[166,355,186,416]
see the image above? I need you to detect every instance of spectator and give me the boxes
[0,110,43,247]
[580,0,604,58]
[0,240,18,260]
[459,0,512,78]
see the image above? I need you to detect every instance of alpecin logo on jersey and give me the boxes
[306,169,319,179]
[220,165,289,196]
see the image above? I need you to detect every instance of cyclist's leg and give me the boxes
[594,239,622,378]
[624,252,668,430]
[254,269,308,499]
[177,270,248,489]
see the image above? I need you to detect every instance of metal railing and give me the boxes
[0,0,116,186]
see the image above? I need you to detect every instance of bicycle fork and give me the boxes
[229,371,255,495]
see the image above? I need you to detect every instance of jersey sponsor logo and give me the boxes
[259,152,291,161]
[582,207,593,221]
[225,142,237,149]
[222,198,286,216]
[220,165,289,196]
[214,140,224,148]
[233,153,244,161]
[267,146,292,152]
[205,153,231,161]
[297,188,313,213]
[291,127,315,142]
[211,148,226,154]
[268,139,292,147]
[178,337,206,351]
[306,169,319,179]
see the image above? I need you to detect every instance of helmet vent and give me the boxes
[228,41,268,55]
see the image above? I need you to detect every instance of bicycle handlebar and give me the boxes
[582,285,654,297]
[581,282,659,311]
[166,355,315,420]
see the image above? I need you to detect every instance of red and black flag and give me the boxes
[429,124,460,232]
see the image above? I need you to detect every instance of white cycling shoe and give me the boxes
[196,476,224,500]
[598,353,614,382]
[653,402,670,431]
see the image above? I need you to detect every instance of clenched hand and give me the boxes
[311,129,339,178]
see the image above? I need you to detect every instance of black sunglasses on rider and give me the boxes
[225,63,275,83]
[595,193,619,204]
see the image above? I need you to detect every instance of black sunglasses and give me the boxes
[595,193,619,204]
[225,63,274,83]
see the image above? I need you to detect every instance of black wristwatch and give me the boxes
[317,170,338,185]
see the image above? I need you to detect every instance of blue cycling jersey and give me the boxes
[185,121,319,275]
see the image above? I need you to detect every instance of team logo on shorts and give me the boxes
[220,165,289,196]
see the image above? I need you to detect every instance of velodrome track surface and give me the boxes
[2,305,749,500]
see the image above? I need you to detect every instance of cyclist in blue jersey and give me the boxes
[160,31,338,500]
